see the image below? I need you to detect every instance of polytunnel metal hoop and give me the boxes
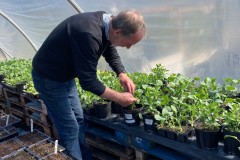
[68,0,84,13]
[0,10,37,51]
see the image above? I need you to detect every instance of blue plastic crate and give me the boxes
[115,131,130,146]
[130,136,155,150]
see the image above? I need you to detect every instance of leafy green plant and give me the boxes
[0,59,38,94]
[221,78,240,99]
[224,135,240,143]
[224,135,240,152]
[195,99,223,130]
[222,98,240,132]
[97,70,123,92]
[156,106,172,129]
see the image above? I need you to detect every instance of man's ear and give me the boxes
[114,29,121,36]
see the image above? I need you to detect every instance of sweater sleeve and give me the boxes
[102,43,126,75]
[69,32,106,96]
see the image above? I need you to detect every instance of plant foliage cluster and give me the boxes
[1,59,240,133]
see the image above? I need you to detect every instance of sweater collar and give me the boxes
[103,13,112,40]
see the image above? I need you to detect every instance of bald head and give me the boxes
[112,10,146,37]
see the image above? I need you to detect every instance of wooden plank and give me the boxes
[26,118,52,137]
[25,99,47,115]
[20,94,33,105]
[134,149,163,160]
[3,89,21,105]
[85,134,135,160]
[89,145,120,160]
[135,149,146,160]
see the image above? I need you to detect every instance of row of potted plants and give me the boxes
[1,59,240,156]
[77,65,240,155]
[0,59,37,94]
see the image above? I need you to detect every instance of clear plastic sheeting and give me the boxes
[77,0,240,82]
[1,0,240,82]
[0,0,79,59]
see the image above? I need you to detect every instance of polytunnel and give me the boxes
[1,0,240,81]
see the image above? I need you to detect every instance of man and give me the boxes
[32,10,146,160]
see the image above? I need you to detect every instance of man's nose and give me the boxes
[126,44,132,49]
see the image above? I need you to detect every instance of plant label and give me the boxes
[124,114,133,119]
[125,119,135,124]
[54,140,58,154]
[30,119,33,132]
[5,115,9,126]
[145,119,153,125]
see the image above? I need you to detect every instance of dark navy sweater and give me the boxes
[32,11,125,95]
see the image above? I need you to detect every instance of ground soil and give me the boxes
[0,128,9,139]
[29,140,64,158]
[43,152,72,160]
[16,131,48,146]
[0,116,19,127]
[5,150,36,160]
[0,138,24,158]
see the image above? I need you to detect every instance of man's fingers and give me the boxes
[131,97,137,103]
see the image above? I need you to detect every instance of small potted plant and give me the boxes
[78,90,97,116]
[135,83,162,132]
[92,98,111,119]
[122,103,141,126]
[221,78,240,99]
[194,100,222,149]
[222,98,240,155]
[111,101,124,115]
[0,59,32,94]
[141,106,160,133]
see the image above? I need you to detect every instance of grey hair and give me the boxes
[112,10,146,37]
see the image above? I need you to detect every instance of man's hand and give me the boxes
[118,72,135,95]
[100,87,137,107]
[117,92,137,107]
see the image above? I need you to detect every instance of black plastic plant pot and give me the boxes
[0,74,4,83]
[142,114,156,133]
[157,127,167,137]
[22,92,40,100]
[0,84,3,97]
[123,108,140,126]
[135,103,142,109]
[93,101,111,119]
[2,83,18,93]
[166,129,177,140]
[83,107,95,116]
[223,129,240,156]
[177,133,188,143]
[176,127,193,143]
[15,82,26,93]
[195,128,220,149]
[111,102,123,115]
[218,125,224,141]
